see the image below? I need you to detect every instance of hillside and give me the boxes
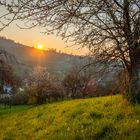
[0,95,140,140]
[0,36,85,77]
[0,37,120,84]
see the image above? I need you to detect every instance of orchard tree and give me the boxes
[0,60,19,94]
[63,69,80,98]
[63,63,94,98]
[0,50,18,94]
[0,0,140,103]
[26,66,64,104]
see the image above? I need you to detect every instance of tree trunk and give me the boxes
[0,77,4,94]
[129,62,140,104]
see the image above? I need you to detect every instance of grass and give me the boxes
[0,95,140,140]
[0,105,32,116]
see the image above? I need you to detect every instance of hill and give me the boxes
[0,95,140,140]
[0,36,85,77]
[0,37,120,84]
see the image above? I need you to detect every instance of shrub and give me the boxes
[11,92,28,105]
[26,85,48,104]
[46,83,65,102]
[0,96,11,107]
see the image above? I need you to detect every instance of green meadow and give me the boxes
[0,95,140,140]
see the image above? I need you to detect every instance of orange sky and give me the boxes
[0,20,88,55]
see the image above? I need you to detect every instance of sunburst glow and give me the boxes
[37,44,43,50]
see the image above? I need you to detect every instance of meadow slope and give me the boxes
[0,95,140,140]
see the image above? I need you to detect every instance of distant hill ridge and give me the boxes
[0,36,86,76]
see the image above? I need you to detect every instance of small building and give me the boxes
[3,85,12,94]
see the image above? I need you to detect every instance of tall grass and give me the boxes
[0,95,140,140]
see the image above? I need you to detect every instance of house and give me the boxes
[3,85,12,94]
[18,88,24,92]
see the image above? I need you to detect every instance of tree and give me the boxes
[63,63,94,98]
[0,0,140,103]
[26,66,64,104]
[0,50,19,94]
[0,60,20,94]
[63,69,80,98]
[25,66,50,104]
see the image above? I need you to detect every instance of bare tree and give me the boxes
[0,0,140,103]
[63,62,95,98]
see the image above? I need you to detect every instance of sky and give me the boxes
[0,6,88,56]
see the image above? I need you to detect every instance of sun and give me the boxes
[37,44,43,50]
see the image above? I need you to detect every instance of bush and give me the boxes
[46,84,65,102]
[26,86,48,104]
[0,96,11,106]
[11,92,28,105]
